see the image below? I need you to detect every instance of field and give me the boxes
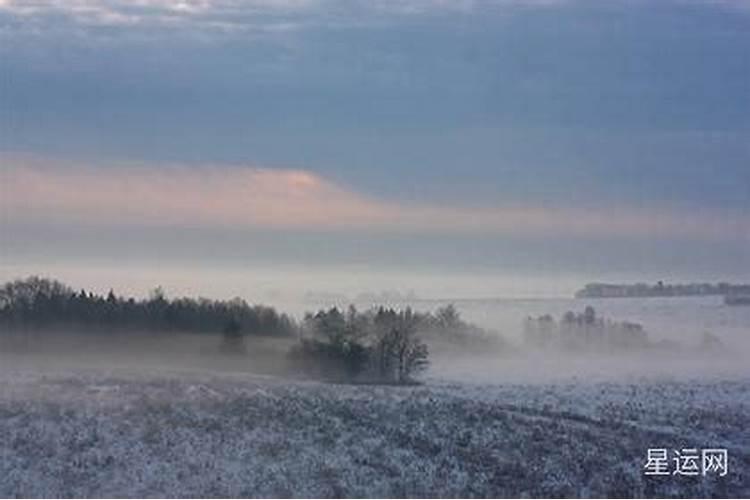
[0,364,748,498]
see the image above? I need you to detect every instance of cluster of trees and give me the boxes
[288,306,429,384]
[417,303,501,347]
[0,276,296,338]
[288,304,497,384]
[523,306,649,351]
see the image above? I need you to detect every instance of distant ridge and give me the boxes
[575,281,750,299]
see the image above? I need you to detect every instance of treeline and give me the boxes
[575,281,750,299]
[523,306,649,351]
[0,277,503,384]
[0,276,296,337]
[289,304,495,384]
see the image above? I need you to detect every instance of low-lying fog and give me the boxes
[2,294,747,385]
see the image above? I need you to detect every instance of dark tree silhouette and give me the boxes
[221,317,246,354]
[290,306,434,384]
[0,276,297,338]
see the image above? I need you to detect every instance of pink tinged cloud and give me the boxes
[1,158,747,241]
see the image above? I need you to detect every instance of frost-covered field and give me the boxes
[0,367,748,498]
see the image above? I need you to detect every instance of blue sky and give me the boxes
[1,0,749,298]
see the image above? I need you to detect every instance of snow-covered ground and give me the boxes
[0,365,747,498]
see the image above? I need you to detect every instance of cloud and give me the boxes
[2,155,747,242]
[0,0,320,36]
[2,0,746,46]
[0,0,743,25]
[0,0,572,38]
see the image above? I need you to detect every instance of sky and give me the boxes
[0,0,749,301]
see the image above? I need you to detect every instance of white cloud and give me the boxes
[1,0,745,42]
[0,0,568,35]
[0,0,744,26]
[0,0,320,34]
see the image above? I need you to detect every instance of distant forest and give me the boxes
[524,306,649,351]
[575,281,750,299]
[0,276,502,384]
[0,276,296,337]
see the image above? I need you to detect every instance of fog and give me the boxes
[2,294,747,386]
[2,283,748,496]
[0,330,296,379]
[428,348,749,385]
